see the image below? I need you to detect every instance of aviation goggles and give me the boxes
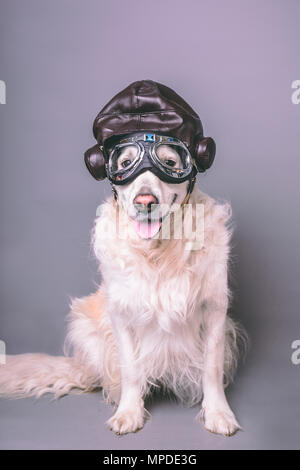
[106,133,195,185]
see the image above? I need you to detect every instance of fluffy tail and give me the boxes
[0,353,100,399]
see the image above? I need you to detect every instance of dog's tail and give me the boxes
[0,353,100,399]
[0,289,120,402]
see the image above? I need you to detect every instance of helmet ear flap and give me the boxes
[84,145,107,180]
[194,136,216,172]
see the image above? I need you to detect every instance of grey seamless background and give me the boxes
[0,0,300,450]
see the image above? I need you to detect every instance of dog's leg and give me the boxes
[107,317,145,435]
[199,299,241,436]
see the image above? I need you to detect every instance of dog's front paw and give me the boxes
[107,407,145,435]
[199,407,241,437]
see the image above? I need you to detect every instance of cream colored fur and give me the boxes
[0,174,246,437]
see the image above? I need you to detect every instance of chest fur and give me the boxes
[103,257,205,331]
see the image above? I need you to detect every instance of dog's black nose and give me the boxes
[133,193,158,212]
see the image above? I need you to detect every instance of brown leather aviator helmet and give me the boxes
[84,80,216,182]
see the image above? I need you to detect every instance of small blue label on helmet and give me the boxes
[146,134,155,142]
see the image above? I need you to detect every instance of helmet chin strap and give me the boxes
[178,179,195,210]
[111,183,118,201]
[187,174,196,195]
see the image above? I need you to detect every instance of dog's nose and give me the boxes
[133,193,158,212]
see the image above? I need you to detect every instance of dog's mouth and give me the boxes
[132,194,177,240]
[133,217,162,239]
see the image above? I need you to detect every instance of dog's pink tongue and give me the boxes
[134,220,161,239]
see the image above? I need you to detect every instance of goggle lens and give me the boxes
[155,143,189,170]
[109,144,140,174]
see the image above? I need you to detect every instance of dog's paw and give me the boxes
[199,407,241,437]
[107,407,145,435]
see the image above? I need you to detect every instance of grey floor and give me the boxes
[0,360,299,450]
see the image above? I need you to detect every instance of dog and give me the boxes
[0,78,246,437]
[0,147,245,436]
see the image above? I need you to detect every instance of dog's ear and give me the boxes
[194,136,216,172]
[84,145,107,180]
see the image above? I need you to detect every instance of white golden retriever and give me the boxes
[0,147,246,436]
